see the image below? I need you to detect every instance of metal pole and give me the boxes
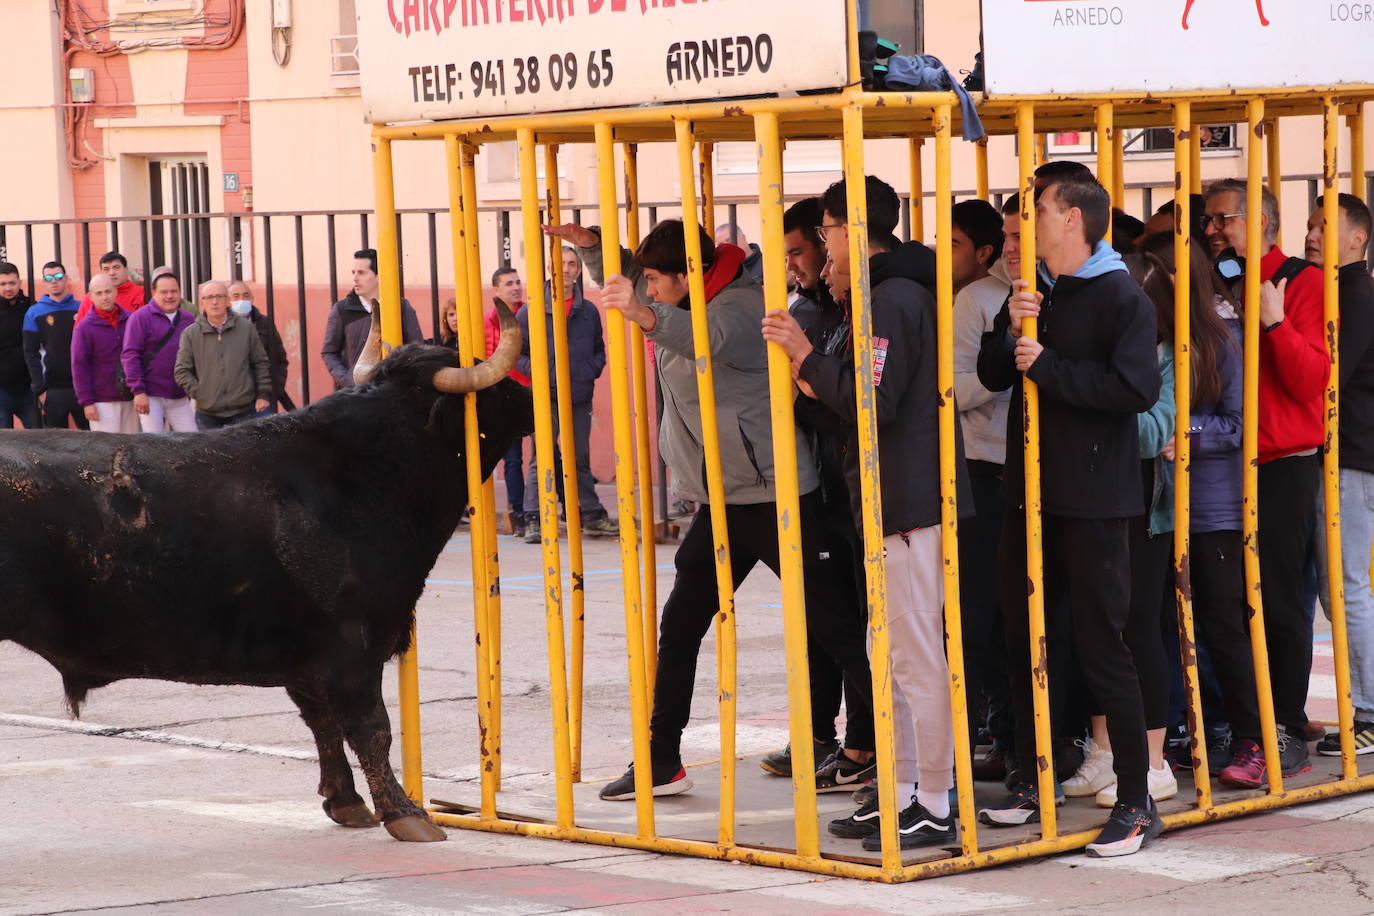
[1095,104,1115,242]
[909,137,925,243]
[1351,103,1367,201]
[1016,102,1057,839]
[595,119,655,839]
[975,137,990,202]
[755,110,819,861]
[1242,101,1285,795]
[371,134,423,803]
[674,118,739,850]
[699,143,716,234]
[1172,102,1213,806]
[294,214,310,405]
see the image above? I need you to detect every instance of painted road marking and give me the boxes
[0,713,317,760]
[0,747,219,776]
[127,798,332,831]
[1072,839,1303,881]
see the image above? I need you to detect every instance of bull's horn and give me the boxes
[351,299,385,385]
[431,300,521,394]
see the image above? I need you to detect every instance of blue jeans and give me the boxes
[1316,467,1374,722]
[0,386,38,428]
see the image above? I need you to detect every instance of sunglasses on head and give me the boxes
[43,272,64,282]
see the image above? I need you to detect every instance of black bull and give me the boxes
[0,304,532,842]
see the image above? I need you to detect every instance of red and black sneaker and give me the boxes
[598,761,693,801]
[1085,796,1164,858]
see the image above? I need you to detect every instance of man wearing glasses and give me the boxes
[22,261,87,430]
[1201,178,1328,787]
[174,280,271,430]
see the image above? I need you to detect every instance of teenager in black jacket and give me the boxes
[0,262,36,428]
[976,173,1163,857]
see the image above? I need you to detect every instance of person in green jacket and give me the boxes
[173,280,271,430]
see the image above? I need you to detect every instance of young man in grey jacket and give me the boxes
[548,218,875,801]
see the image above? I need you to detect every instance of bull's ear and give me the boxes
[352,298,385,384]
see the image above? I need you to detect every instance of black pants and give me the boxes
[1190,529,1261,740]
[0,386,38,428]
[960,460,1012,747]
[41,387,87,430]
[196,409,255,430]
[1127,521,1172,731]
[1257,454,1319,735]
[649,492,874,766]
[805,497,857,745]
[1000,511,1148,807]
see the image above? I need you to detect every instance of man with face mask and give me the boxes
[227,280,291,414]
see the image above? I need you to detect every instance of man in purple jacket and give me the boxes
[122,270,196,433]
[72,275,138,433]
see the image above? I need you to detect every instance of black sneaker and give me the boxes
[1085,797,1164,858]
[1206,731,1233,771]
[1317,720,1374,756]
[861,798,957,851]
[828,797,881,839]
[851,780,876,806]
[814,750,876,793]
[1277,732,1313,777]
[978,782,1063,827]
[598,761,693,801]
[759,737,840,777]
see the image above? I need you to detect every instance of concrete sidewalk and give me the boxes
[3,530,1374,914]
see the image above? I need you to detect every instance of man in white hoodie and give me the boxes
[950,199,1015,781]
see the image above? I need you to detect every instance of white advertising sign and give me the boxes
[982,0,1374,94]
[357,0,849,124]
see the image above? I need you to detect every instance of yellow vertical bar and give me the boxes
[843,103,900,876]
[1112,126,1126,216]
[544,142,587,783]
[1017,103,1057,839]
[1096,105,1115,246]
[673,119,739,849]
[1172,103,1213,807]
[934,103,979,856]
[846,0,861,87]
[461,144,503,789]
[1351,104,1367,201]
[624,142,659,702]
[447,134,497,819]
[372,135,424,803]
[1035,133,1048,167]
[595,120,655,838]
[909,137,925,243]
[1267,119,1283,227]
[755,110,819,861]
[1190,126,1203,195]
[699,142,717,235]
[517,129,576,830]
[1243,101,1285,795]
[1323,99,1359,778]
[975,137,990,202]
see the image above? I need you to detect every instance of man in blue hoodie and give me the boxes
[976,172,1163,856]
[23,261,87,430]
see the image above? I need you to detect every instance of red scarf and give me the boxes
[94,307,119,328]
[702,243,747,302]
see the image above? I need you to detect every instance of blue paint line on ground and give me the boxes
[427,565,674,588]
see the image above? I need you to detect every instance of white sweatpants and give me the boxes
[89,401,140,434]
[878,527,955,791]
[138,396,197,433]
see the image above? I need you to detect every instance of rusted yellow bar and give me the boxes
[909,137,925,242]
[976,137,990,201]
[673,118,739,849]
[1111,126,1126,214]
[1017,102,1057,839]
[700,142,717,235]
[1243,101,1285,795]
[842,103,900,875]
[595,120,656,837]
[623,142,659,700]
[517,129,576,829]
[846,0,861,88]
[1190,125,1203,195]
[372,135,424,803]
[1267,119,1283,226]
[543,142,587,783]
[461,143,504,789]
[1171,103,1213,805]
[934,103,979,855]
[1095,104,1114,214]
[1035,133,1048,167]
[1323,99,1359,777]
[755,110,820,861]
[447,134,497,819]
[1352,104,1367,201]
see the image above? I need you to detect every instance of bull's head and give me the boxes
[351,298,521,392]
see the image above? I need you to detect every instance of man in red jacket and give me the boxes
[1203,178,1327,786]
[486,266,530,535]
[74,251,147,325]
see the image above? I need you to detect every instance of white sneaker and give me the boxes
[1095,763,1178,808]
[1062,738,1115,798]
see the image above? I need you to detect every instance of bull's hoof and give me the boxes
[324,799,380,828]
[385,814,447,842]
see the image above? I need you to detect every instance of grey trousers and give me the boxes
[523,399,605,517]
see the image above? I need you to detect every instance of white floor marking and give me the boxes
[127,798,331,831]
[0,712,316,761]
[1071,839,1303,881]
[0,747,218,776]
